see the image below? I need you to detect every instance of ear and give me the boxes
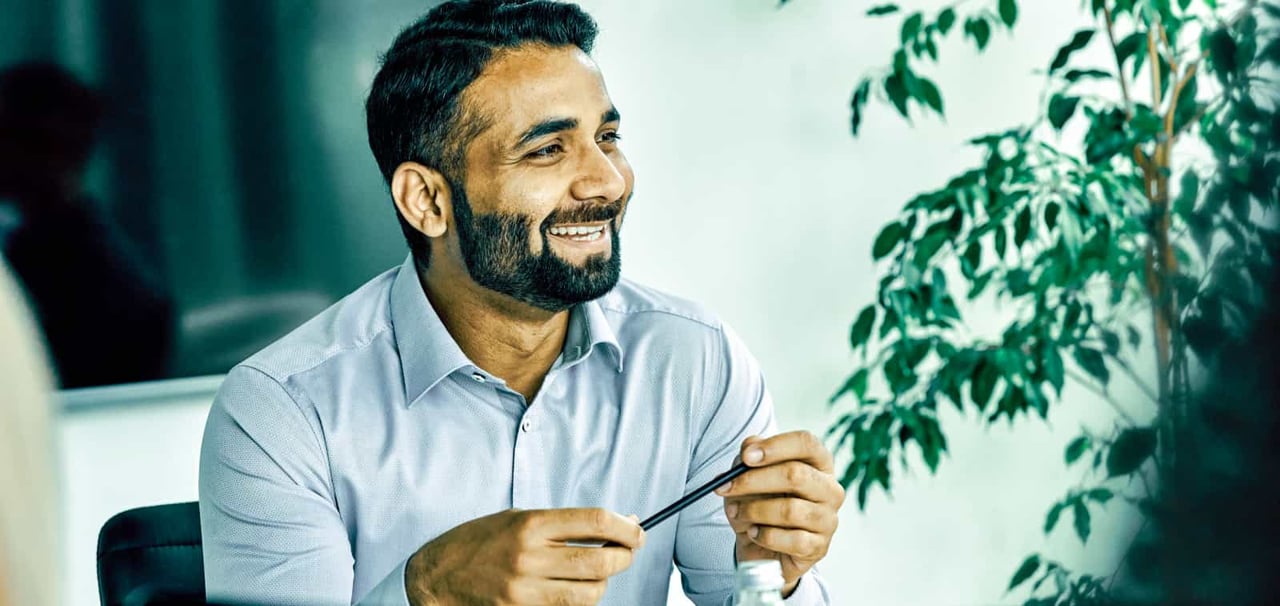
[391,161,453,239]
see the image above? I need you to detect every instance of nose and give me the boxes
[570,144,627,204]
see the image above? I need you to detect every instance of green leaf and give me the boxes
[1045,347,1064,396]
[1172,170,1198,217]
[1008,555,1041,591]
[994,225,1008,259]
[1048,94,1080,130]
[850,305,877,349]
[915,76,944,115]
[1073,501,1092,542]
[1065,435,1090,464]
[970,271,995,300]
[849,369,869,400]
[1177,0,1190,10]
[1049,29,1096,72]
[965,17,992,51]
[866,4,900,17]
[998,0,1018,28]
[1074,347,1110,384]
[1115,31,1145,67]
[937,8,956,35]
[1045,501,1066,533]
[1103,330,1121,356]
[1064,68,1112,82]
[1086,488,1114,503]
[1207,27,1237,79]
[971,355,999,409]
[914,228,950,269]
[1014,206,1032,247]
[901,12,924,43]
[1044,202,1061,230]
[873,222,906,259]
[1107,427,1157,477]
[963,241,982,274]
[885,71,911,118]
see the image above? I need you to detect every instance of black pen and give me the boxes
[567,462,751,547]
[639,461,751,531]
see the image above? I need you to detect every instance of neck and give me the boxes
[419,259,569,403]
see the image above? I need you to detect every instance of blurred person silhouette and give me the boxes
[0,260,60,606]
[0,61,174,388]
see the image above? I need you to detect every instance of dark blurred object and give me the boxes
[1110,263,1280,605]
[0,62,175,388]
[96,501,206,606]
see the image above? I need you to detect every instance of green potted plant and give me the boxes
[812,0,1279,602]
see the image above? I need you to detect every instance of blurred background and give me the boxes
[4,0,1244,604]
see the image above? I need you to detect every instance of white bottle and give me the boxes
[734,559,785,605]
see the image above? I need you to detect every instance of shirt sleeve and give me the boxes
[673,322,833,606]
[199,365,410,606]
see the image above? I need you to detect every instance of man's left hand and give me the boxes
[716,431,845,596]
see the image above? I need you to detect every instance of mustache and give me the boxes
[542,201,623,228]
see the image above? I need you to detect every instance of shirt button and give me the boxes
[471,372,486,383]
[520,418,533,432]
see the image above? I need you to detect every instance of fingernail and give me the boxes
[748,526,759,539]
[745,447,764,465]
[627,514,640,523]
[726,502,738,518]
[716,480,733,495]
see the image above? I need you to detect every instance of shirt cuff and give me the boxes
[355,556,411,606]
[783,570,831,605]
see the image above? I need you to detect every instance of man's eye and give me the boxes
[599,131,622,144]
[528,144,563,159]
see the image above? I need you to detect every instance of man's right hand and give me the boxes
[404,508,646,605]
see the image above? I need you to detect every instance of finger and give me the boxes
[729,496,838,535]
[717,461,843,504]
[740,431,834,473]
[537,545,634,580]
[524,508,645,548]
[746,525,830,561]
[723,497,769,534]
[507,577,608,606]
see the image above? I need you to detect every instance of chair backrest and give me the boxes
[97,502,205,606]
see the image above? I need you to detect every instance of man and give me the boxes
[199,1,843,604]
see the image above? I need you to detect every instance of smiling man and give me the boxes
[199,1,842,605]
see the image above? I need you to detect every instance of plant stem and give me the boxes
[1103,5,1133,117]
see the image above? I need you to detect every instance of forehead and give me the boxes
[462,44,613,138]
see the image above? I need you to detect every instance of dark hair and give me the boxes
[365,0,599,268]
[0,61,102,171]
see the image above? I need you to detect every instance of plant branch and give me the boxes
[1065,368,1141,426]
[1103,5,1134,117]
[1164,62,1198,136]
[1148,28,1163,113]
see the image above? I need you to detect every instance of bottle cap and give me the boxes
[735,559,784,591]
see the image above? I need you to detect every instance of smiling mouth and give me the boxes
[547,221,610,243]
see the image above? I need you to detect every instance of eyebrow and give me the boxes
[513,106,622,149]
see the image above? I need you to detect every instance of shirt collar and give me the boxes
[390,255,626,407]
[390,256,472,407]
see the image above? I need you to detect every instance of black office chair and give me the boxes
[97,501,206,606]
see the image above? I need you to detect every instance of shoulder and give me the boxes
[596,277,726,335]
[238,267,399,384]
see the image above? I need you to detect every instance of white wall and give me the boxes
[58,1,1154,605]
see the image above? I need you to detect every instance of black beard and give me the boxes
[452,186,623,312]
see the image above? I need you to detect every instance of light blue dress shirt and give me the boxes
[199,256,832,605]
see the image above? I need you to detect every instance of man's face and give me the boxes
[447,44,634,312]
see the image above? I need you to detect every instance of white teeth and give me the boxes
[550,224,605,237]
